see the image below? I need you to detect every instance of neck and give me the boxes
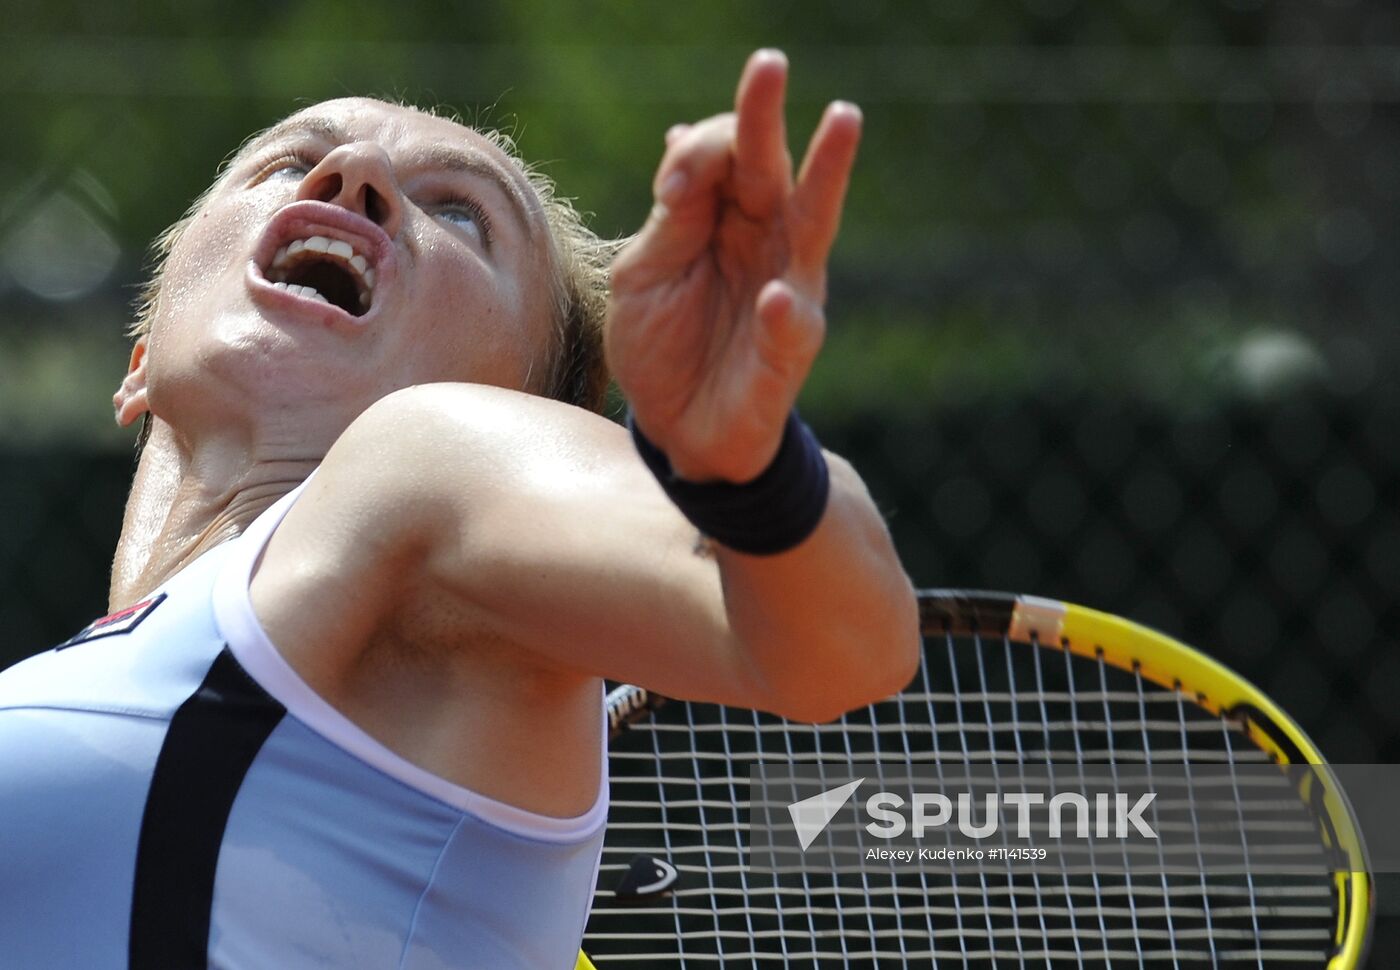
[108,419,320,609]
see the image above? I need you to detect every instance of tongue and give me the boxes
[286,259,361,315]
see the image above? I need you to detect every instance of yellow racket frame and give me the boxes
[1006,594,1373,970]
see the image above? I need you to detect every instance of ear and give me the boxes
[113,337,150,428]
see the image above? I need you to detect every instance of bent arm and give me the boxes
[317,384,918,722]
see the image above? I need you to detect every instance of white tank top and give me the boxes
[0,481,607,969]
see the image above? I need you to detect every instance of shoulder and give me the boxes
[347,382,621,447]
[328,382,632,502]
[248,383,650,662]
[270,382,632,570]
[259,383,620,534]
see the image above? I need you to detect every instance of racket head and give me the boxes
[587,589,1374,969]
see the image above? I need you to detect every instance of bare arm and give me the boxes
[300,381,916,722]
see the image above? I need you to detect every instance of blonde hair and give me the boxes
[130,102,619,414]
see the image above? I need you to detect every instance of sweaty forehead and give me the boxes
[248,98,496,163]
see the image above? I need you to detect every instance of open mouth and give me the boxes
[249,201,396,325]
[264,235,376,317]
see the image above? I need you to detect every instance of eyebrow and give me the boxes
[241,117,347,158]
[240,117,538,241]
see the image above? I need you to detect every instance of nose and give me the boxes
[296,142,403,238]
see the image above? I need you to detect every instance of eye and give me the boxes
[251,151,316,184]
[432,196,493,247]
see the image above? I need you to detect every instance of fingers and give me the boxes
[617,50,861,298]
[651,113,737,208]
[787,100,863,295]
[639,51,789,227]
[616,114,740,284]
[664,123,690,148]
[732,48,792,218]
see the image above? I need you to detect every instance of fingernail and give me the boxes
[665,124,689,145]
[658,170,688,205]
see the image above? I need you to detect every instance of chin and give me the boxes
[156,313,373,427]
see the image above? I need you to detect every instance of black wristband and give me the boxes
[628,411,831,555]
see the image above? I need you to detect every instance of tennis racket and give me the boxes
[579,589,1372,969]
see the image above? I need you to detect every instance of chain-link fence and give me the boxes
[832,390,1400,766]
[5,386,1395,765]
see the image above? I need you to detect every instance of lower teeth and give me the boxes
[273,281,327,303]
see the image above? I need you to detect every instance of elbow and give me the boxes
[771,662,913,724]
[883,617,924,698]
[863,608,925,713]
[764,589,923,725]
[764,688,857,724]
[847,576,923,709]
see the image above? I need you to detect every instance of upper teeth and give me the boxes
[268,234,376,307]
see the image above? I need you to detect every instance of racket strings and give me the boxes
[585,627,1339,968]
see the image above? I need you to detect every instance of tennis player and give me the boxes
[0,49,918,968]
